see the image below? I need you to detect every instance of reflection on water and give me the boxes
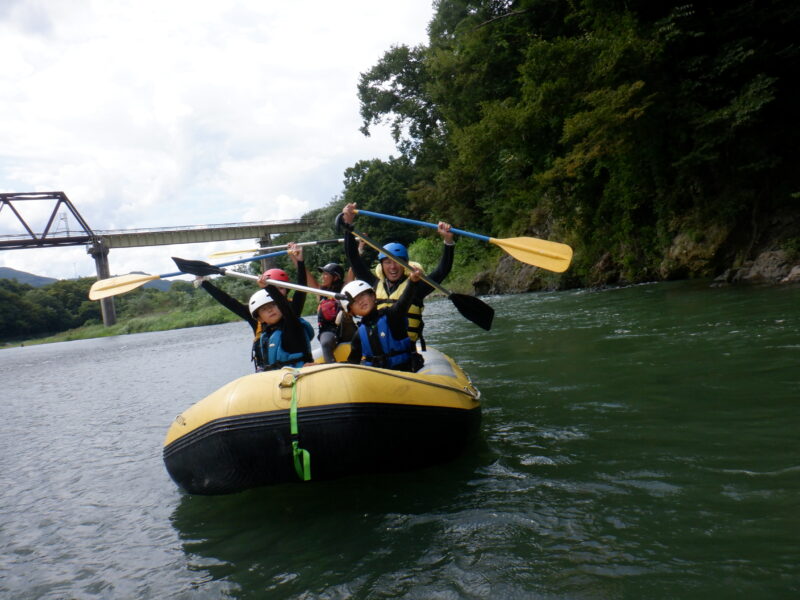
[2,282,799,598]
[170,454,487,598]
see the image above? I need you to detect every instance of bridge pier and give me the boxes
[259,234,276,272]
[87,241,117,326]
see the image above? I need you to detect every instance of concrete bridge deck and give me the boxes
[0,219,318,249]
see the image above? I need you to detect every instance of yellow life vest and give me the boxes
[373,262,424,342]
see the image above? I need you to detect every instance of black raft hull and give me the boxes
[163,348,481,495]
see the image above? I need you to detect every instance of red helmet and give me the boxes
[264,268,289,282]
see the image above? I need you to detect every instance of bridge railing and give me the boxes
[91,218,320,236]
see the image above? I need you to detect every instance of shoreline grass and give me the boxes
[1,305,242,349]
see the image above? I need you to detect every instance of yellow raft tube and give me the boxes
[163,346,481,495]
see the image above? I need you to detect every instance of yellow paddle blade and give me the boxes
[491,237,573,273]
[207,248,261,258]
[88,273,161,300]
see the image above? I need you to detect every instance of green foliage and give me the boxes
[355,0,800,284]
[358,45,443,158]
[782,237,800,261]
[408,236,496,292]
[269,157,420,276]
[0,274,256,343]
[0,277,102,339]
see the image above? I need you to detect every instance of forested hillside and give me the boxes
[282,0,800,290]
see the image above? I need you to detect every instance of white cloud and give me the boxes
[0,0,432,279]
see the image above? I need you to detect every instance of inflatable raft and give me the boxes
[163,347,481,495]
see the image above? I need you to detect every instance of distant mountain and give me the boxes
[127,272,172,292]
[0,267,174,291]
[0,267,58,287]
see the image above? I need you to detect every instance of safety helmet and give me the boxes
[317,262,344,280]
[377,242,408,262]
[340,280,374,313]
[264,268,290,283]
[248,289,274,318]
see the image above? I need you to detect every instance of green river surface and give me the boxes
[1,280,798,599]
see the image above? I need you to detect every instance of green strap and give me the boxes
[289,374,311,481]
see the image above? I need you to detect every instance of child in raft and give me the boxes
[340,270,425,372]
[195,242,311,370]
[297,261,357,363]
[248,283,315,371]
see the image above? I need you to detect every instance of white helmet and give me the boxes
[340,280,373,313]
[249,289,274,318]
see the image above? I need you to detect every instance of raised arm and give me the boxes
[264,284,308,354]
[286,242,309,315]
[200,279,257,332]
[427,222,455,284]
[340,203,378,286]
[415,223,455,301]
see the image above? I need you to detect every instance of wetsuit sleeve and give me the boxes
[344,231,378,286]
[265,284,308,354]
[290,260,308,316]
[346,328,362,364]
[415,243,454,302]
[201,280,258,333]
[387,279,420,340]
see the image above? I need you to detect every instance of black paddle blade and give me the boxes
[172,257,226,277]
[449,293,494,331]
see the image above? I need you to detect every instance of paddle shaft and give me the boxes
[152,249,290,280]
[209,238,343,258]
[354,208,570,263]
[355,209,489,242]
[91,249,291,299]
[91,241,339,300]
[218,269,345,300]
[347,228,494,331]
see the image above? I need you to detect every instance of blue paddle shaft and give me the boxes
[162,250,288,278]
[356,209,491,243]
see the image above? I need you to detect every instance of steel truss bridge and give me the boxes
[0,191,319,325]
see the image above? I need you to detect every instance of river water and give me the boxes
[1,280,798,599]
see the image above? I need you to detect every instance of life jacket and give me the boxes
[317,297,340,335]
[373,262,424,342]
[252,320,315,371]
[357,312,414,370]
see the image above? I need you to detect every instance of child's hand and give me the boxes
[287,242,303,263]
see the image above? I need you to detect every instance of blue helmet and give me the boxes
[378,242,409,262]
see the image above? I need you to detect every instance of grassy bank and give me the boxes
[2,305,241,348]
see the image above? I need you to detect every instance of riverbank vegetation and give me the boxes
[273,0,800,289]
[0,276,263,346]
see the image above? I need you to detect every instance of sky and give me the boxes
[0,0,433,280]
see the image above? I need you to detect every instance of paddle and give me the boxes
[89,248,290,300]
[353,208,573,273]
[348,228,494,331]
[171,257,347,300]
[207,238,343,258]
